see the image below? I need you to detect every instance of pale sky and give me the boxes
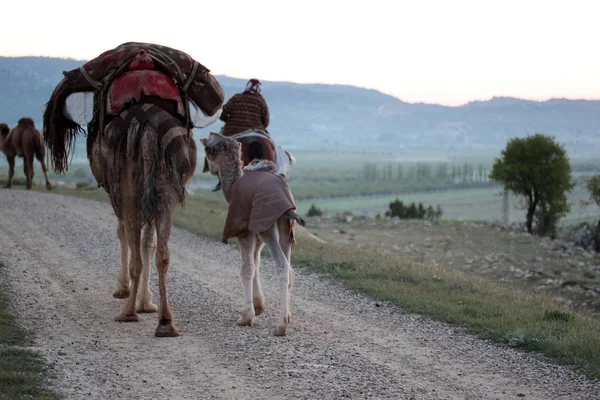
[1,0,599,105]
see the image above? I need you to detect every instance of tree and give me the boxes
[585,175,600,252]
[478,164,485,182]
[417,202,425,219]
[489,134,575,235]
[462,162,470,182]
[362,163,377,180]
[435,163,448,181]
[586,175,600,205]
[397,164,404,180]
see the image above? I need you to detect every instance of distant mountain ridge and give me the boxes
[1,56,599,159]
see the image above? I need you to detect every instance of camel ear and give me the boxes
[199,137,208,146]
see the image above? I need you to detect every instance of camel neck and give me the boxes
[219,155,243,203]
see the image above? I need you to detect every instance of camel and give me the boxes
[203,129,296,191]
[200,132,305,336]
[0,119,52,190]
[43,43,225,337]
[47,97,202,337]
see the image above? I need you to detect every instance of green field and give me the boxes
[296,184,600,225]
[2,150,600,227]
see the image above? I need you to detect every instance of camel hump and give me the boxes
[17,117,35,128]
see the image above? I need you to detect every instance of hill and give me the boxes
[1,56,599,159]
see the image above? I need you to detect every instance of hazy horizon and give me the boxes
[2,0,599,106]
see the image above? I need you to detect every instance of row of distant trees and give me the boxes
[362,162,490,183]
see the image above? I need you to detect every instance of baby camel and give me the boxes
[201,132,305,336]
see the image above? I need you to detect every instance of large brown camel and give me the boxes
[201,132,305,336]
[43,43,225,337]
[0,119,52,190]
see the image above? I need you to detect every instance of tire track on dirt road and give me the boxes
[0,190,598,399]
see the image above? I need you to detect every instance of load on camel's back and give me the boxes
[43,42,225,337]
[43,42,226,173]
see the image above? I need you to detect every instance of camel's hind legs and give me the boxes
[154,209,179,337]
[24,156,34,190]
[237,233,258,326]
[115,215,143,322]
[113,219,131,299]
[112,219,158,313]
[252,240,266,316]
[278,217,295,323]
[4,156,15,188]
[137,224,158,313]
[260,224,292,337]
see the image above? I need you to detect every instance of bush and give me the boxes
[385,199,443,222]
[306,203,323,217]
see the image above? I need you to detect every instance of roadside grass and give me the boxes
[291,242,600,378]
[0,263,60,399]
[9,181,600,380]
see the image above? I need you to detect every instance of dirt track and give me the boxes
[1,190,599,400]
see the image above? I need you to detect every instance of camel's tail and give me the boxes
[108,103,194,226]
[286,209,306,227]
[137,120,162,227]
[33,134,46,163]
[0,123,9,136]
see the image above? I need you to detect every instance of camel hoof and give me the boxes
[155,323,180,337]
[115,313,139,322]
[253,298,265,316]
[136,302,158,313]
[46,183,52,191]
[236,317,253,326]
[113,288,130,299]
[273,326,287,337]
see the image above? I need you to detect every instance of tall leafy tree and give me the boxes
[586,175,600,205]
[585,175,600,251]
[490,134,575,235]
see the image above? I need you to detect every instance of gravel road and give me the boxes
[1,189,599,399]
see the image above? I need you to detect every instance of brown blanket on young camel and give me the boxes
[222,162,297,244]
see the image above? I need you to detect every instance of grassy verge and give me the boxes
[0,263,60,399]
[292,243,600,378]
[13,182,600,380]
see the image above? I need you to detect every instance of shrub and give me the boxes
[307,203,323,217]
[386,199,443,222]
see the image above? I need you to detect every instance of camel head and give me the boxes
[200,132,241,166]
